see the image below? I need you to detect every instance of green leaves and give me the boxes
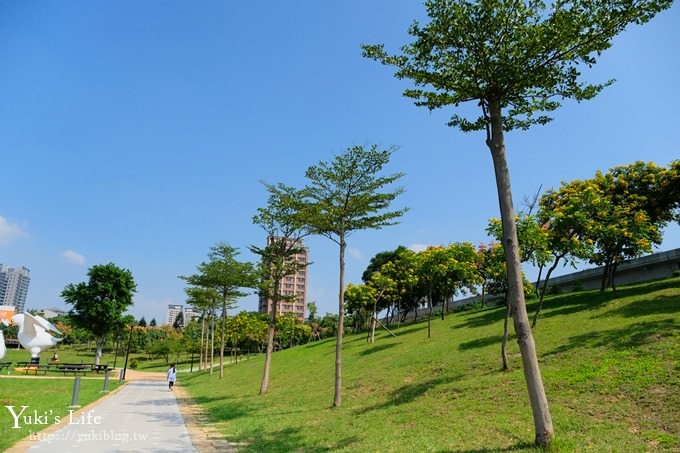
[362,0,672,132]
[61,263,137,338]
[300,144,407,242]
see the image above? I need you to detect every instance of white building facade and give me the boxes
[0,265,30,313]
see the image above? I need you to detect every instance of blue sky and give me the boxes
[1,1,678,323]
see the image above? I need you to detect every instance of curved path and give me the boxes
[24,379,197,453]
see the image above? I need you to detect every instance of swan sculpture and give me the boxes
[12,313,62,362]
[0,319,8,360]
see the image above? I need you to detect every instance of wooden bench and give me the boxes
[57,364,91,375]
[91,364,111,374]
[16,365,50,375]
[0,362,12,371]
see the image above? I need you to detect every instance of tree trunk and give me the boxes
[487,99,554,447]
[481,284,486,307]
[532,255,562,328]
[534,264,544,298]
[333,235,346,408]
[219,298,227,378]
[610,261,619,293]
[210,311,215,375]
[600,258,611,292]
[427,280,433,339]
[441,285,446,321]
[260,280,280,395]
[200,313,206,371]
[95,336,105,366]
[501,296,510,371]
[370,300,377,343]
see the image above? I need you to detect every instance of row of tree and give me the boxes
[180,144,407,408]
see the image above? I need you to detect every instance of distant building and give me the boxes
[0,265,30,313]
[166,304,184,325]
[41,308,67,319]
[183,306,200,323]
[166,304,201,326]
[258,237,309,320]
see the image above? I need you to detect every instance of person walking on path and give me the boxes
[167,364,177,391]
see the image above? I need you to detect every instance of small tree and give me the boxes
[173,312,184,330]
[362,0,671,445]
[180,243,257,379]
[61,263,137,365]
[300,144,407,407]
[149,318,157,327]
[251,182,309,395]
[307,301,318,322]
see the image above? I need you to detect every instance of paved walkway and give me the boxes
[25,380,197,453]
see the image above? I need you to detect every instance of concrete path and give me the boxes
[26,380,197,453]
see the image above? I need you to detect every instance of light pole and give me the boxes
[112,333,122,369]
[119,324,134,382]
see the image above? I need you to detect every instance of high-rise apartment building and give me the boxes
[166,304,201,326]
[258,237,309,320]
[166,304,184,326]
[0,265,30,313]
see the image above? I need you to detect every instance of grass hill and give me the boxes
[180,276,680,452]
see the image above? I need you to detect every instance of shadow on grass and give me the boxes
[303,338,335,349]
[458,305,507,329]
[389,320,429,336]
[440,441,539,452]
[458,335,502,351]
[548,318,678,356]
[355,374,462,414]
[194,397,255,422]
[359,343,398,356]
[239,427,358,452]
[538,277,680,320]
[595,293,680,318]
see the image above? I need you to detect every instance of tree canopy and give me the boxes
[61,262,137,365]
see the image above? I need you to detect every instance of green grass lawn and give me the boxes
[179,276,680,452]
[0,378,121,450]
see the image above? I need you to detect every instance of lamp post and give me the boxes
[119,324,134,382]
[112,333,121,369]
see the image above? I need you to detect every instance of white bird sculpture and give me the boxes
[12,313,63,361]
[0,319,8,360]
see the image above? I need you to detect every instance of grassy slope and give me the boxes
[182,277,679,452]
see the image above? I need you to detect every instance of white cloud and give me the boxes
[408,243,429,253]
[348,247,364,260]
[62,250,86,266]
[0,216,29,246]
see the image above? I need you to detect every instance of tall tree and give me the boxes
[61,263,137,365]
[362,0,671,445]
[185,286,220,372]
[300,144,406,407]
[180,243,257,379]
[251,182,309,395]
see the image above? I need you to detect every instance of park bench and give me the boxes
[91,363,111,374]
[15,364,50,375]
[0,362,12,371]
[57,363,91,375]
